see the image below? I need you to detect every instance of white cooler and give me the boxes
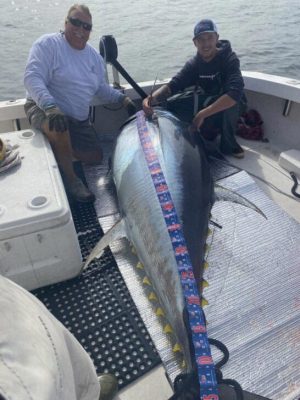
[0,129,82,290]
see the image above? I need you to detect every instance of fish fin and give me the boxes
[142,276,152,286]
[82,219,127,271]
[148,292,158,301]
[198,279,209,295]
[136,261,144,269]
[173,343,182,353]
[204,243,210,254]
[156,307,165,317]
[202,279,209,289]
[163,324,173,334]
[215,183,267,219]
[131,245,137,255]
[201,297,209,307]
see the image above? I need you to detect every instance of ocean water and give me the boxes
[0,0,299,101]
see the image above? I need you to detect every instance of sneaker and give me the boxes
[66,177,95,203]
[222,144,244,159]
[231,145,245,159]
[98,373,118,400]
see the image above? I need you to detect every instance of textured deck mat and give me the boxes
[208,154,240,181]
[32,163,161,389]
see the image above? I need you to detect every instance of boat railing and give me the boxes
[0,73,299,150]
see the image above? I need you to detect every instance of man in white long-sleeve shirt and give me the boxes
[24,4,136,203]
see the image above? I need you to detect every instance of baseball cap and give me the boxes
[193,19,218,39]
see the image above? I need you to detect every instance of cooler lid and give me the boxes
[0,129,71,240]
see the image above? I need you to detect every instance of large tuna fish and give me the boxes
[84,109,214,373]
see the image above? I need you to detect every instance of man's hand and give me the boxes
[190,94,237,133]
[142,96,154,116]
[123,97,137,117]
[192,110,205,131]
[142,85,172,117]
[45,106,69,133]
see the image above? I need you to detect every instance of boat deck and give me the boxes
[81,135,300,400]
[228,137,300,223]
[1,115,299,399]
[1,71,300,400]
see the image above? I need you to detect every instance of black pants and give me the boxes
[167,92,246,154]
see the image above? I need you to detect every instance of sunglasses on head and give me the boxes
[67,17,92,32]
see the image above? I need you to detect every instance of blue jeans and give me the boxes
[167,92,246,153]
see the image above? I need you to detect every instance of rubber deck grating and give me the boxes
[32,163,161,389]
[208,154,241,182]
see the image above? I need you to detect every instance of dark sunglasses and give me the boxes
[67,17,92,32]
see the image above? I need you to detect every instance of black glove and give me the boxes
[45,106,69,133]
[123,97,137,117]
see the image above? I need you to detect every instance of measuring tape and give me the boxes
[136,111,219,400]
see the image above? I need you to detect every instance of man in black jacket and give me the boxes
[143,19,245,158]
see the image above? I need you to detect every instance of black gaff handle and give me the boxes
[111,59,148,99]
[99,35,148,99]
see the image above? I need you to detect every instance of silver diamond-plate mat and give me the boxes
[84,160,300,400]
[203,170,300,400]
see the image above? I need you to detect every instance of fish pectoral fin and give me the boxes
[215,184,267,219]
[81,218,127,272]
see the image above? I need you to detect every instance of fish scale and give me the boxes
[136,111,219,400]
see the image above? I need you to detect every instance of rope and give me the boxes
[290,172,300,198]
